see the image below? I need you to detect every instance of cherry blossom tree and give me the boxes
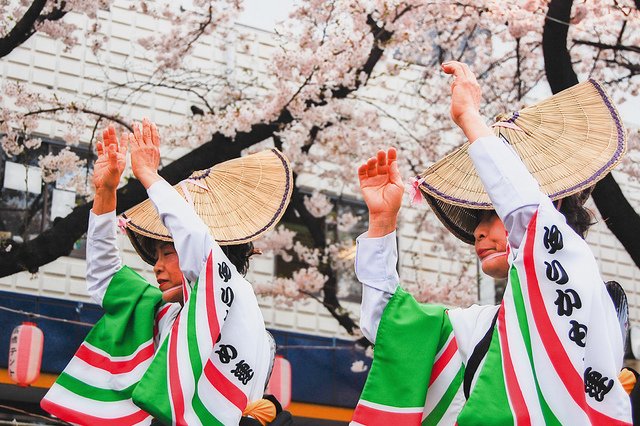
[1,0,639,336]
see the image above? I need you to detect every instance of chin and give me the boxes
[481,259,509,280]
[161,287,184,304]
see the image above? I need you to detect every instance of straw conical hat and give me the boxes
[418,79,626,244]
[122,148,292,263]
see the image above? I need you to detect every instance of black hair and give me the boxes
[474,190,594,240]
[221,242,254,276]
[556,191,595,239]
[136,234,254,276]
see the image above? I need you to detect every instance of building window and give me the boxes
[0,138,92,259]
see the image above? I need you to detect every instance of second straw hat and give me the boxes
[122,148,293,263]
[417,79,626,244]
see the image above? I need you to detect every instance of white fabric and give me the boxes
[86,210,122,305]
[468,135,540,249]
[85,180,212,305]
[355,231,399,343]
[357,135,541,345]
[147,180,214,283]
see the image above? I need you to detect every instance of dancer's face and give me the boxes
[153,242,184,304]
[474,211,509,279]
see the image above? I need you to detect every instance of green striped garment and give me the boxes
[352,198,632,425]
[42,248,271,425]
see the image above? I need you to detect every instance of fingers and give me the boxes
[389,158,402,184]
[107,141,118,165]
[357,163,368,184]
[142,118,152,145]
[96,141,104,157]
[108,125,118,148]
[366,157,377,177]
[133,122,143,146]
[151,122,160,147]
[442,61,477,84]
[387,147,397,164]
[359,148,400,179]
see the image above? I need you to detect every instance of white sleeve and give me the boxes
[468,136,542,249]
[448,304,500,363]
[355,230,400,343]
[147,180,215,283]
[86,210,122,306]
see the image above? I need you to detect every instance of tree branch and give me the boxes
[573,39,640,54]
[0,0,67,59]
[543,0,640,270]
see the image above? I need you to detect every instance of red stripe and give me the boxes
[168,317,187,425]
[41,398,149,425]
[497,304,531,425]
[203,359,247,411]
[352,402,422,426]
[75,342,153,375]
[429,336,458,386]
[154,304,173,340]
[181,275,189,304]
[205,253,221,342]
[523,212,630,425]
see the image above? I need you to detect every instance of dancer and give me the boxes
[351,62,632,425]
[42,119,293,425]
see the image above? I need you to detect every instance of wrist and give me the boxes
[136,170,161,189]
[457,112,493,143]
[368,214,397,238]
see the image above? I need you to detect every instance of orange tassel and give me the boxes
[618,369,636,395]
[243,399,277,426]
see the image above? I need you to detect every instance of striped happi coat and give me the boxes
[352,197,632,425]
[41,245,271,425]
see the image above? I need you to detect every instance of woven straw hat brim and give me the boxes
[122,148,292,263]
[418,79,627,245]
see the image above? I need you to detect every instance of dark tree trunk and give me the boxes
[0,0,67,59]
[543,0,640,269]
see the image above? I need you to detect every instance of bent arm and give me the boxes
[469,136,541,249]
[355,230,400,343]
[147,179,215,283]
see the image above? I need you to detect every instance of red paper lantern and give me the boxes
[266,355,291,409]
[8,322,44,387]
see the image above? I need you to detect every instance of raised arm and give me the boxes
[128,119,214,283]
[355,148,404,342]
[442,61,541,248]
[86,126,126,305]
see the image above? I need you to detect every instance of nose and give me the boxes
[153,258,163,275]
[474,220,488,243]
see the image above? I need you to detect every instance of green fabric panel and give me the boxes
[132,336,173,424]
[185,279,223,425]
[56,372,136,402]
[422,366,464,426]
[85,266,162,357]
[359,287,449,408]
[509,267,561,425]
[457,328,513,426]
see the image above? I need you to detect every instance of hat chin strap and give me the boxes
[162,284,184,302]
[481,251,507,264]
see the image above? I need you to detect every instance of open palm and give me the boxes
[93,126,127,192]
[358,148,404,218]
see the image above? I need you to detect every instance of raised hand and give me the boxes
[93,125,127,193]
[129,118,162,189]
[441,61,492,143]
[358,148,404,237]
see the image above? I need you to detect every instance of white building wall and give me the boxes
[1,2,639,342]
